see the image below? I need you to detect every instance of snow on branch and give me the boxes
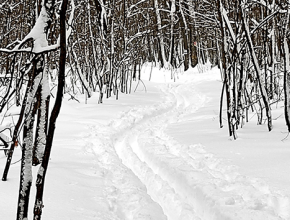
[0,0,75,54]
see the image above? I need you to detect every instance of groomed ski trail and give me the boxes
[89,70,290,220]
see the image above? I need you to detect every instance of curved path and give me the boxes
[91,70,288,220]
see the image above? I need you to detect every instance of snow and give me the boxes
[1,64,290,219]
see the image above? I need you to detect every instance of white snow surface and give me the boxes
[1,65,290,219]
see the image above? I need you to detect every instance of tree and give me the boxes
[0,0,72,219]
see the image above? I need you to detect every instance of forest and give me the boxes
[0,0,289,219]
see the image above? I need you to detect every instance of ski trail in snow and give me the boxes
[90,71,290,220]
[113,84,207,220]
[79,124,167,220]
[112,83,235,220]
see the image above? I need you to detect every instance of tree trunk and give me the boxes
[217,0,234,137]
[283,7,290,132]
[241,9,272,131]
[154,0,169,68]
[17,56,43,220]
[33,64,50,166]
[2,64,34,181]
[33,0,68,219]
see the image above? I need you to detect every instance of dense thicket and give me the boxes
[0,0,289,219]
[217,0,290,138]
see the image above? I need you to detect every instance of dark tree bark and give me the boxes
[241,9,272,131]
[33,0,68,218]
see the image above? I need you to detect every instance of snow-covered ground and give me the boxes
[1,64,290,219]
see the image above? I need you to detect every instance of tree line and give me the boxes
[0,0,289,219]
[217,0,290,139]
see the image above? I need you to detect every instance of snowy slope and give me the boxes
[1,65,290,219]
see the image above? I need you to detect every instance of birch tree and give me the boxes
[0,0,72,219]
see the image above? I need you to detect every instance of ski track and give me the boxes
[83,74,290,220]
